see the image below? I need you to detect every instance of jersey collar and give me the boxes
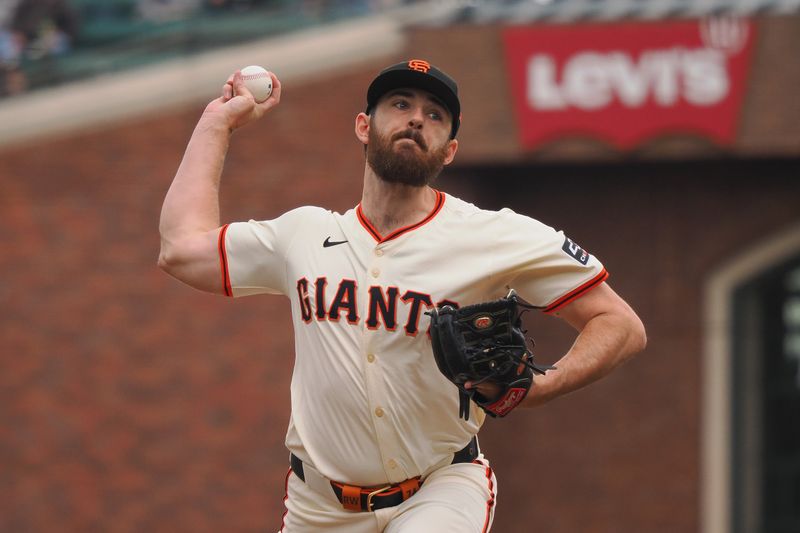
[356,189,445,244]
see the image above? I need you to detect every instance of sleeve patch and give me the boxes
[562,237,589,265]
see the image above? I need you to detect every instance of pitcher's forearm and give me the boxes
[160,115,231,242]
[524,309,646,407]
[157,70,281,290]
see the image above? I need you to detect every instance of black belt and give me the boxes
[290,436,479,512]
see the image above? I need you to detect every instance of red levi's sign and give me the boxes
[503,19,756,150]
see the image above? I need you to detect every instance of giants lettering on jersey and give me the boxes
[296,277,459,335]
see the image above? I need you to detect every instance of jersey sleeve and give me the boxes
[501,210,608,313]
[220,206,318,297]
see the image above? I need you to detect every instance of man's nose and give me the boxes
[407,107,424,129]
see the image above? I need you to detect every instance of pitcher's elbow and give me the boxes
[632,315,648,354]
[157,246,178,274]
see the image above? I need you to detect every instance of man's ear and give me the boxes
[355,112,370,145]
[443,139,459,166]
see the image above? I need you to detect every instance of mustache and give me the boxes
[392,129,427,151]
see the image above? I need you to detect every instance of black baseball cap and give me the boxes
[366,59,461,139]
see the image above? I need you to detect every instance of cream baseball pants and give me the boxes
[278,457,497,532]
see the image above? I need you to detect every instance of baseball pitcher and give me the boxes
[158,59,647,532]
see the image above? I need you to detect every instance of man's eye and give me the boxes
[429,111,443,121]
[394,100,409,109]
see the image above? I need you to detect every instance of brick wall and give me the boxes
[442,159,800,533]
[0,65,381,533]
[2,20,800,533]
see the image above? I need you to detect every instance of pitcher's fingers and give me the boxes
[231,70,254,100]
[256,71,282,109]
[269,72,281,103]
[221,72,236,100]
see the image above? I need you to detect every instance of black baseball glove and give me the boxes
[427,290,554,420]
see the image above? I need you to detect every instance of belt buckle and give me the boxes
[366,485,392,511]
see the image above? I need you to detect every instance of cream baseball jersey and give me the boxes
[219,191,607,487]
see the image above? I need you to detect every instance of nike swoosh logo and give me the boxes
[323,237,348,248]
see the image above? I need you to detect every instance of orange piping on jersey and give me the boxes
[478,459,495,533]
[356,190,445,244]
[357,205,382,241]
[543,268,609,314]
[218,224,233,297]
[279,467,291,532]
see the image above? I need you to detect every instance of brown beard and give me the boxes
[366,124,449,187]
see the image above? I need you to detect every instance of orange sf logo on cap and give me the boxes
[407,59,431,73]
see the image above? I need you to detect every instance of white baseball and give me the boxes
[239,65,273,102]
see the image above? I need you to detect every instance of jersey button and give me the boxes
[387,459,397,469]
[375,249,384,257]
[367,353,375,363]
[371,268,380,278]
[375,407,384,418]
